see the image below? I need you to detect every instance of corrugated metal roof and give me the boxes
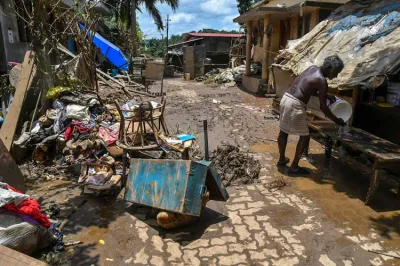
[185,33,245,39]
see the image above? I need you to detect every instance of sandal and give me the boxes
[288,167,310,176]
[277,157,290,166]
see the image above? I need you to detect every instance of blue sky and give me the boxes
[138,0,241,39]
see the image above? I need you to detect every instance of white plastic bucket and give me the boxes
[329,99,352,123]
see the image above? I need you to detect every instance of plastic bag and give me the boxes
[46,87,74,99]
[65,104,90,121]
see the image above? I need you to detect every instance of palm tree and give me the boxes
[131,0,179,55]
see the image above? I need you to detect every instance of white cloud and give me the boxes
[200,0,236,15]
[194,23,210,31]
[223,14,238,24]
[170,12,195,24]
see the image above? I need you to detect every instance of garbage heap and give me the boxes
[201,66,246,88]
[210,144,261,187]
[13,85,129,190]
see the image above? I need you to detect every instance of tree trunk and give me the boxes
[131,0,138,56]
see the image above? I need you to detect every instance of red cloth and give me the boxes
[3,186,50,228]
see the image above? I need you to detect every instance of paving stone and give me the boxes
[239,208,262,216]
[239,191,249,196]
[226,204,246,211]
[151,235,164,253]
[167,242,182,261]
[257,215,270,222]
[232,197,252,203]
[255,231,268,248]
[124,257,133,264]
[343,260,353,266]
[292,223,315,231]
[263,222,280,237]
[150,256,164,266]
[184,239,209,249]
[292,244,305,256]
[271,256,299,266]
[222,226,234,234]
[249,249,278,260]
[234,225,251,240]
[228,211,243,224]
[281,230,301,244]
[244,216,261,230]
[134,248,149,264]
[319,254,336,266]
[248,201,265,208]
[219,253,248,265]
[182,250,200,266]
[198,245,228,257]
[228,242,257,253]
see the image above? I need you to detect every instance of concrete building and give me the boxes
[233,0,349,93]
[168,32,245,77]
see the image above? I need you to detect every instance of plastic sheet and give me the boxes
[275,0,400,89]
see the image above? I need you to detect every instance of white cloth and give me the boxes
[0,183,29,207]
[279,93,309,136]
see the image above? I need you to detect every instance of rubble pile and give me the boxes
[210,144,261,187]
[201,66,247,88]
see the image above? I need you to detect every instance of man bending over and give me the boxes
[277,55,345,175]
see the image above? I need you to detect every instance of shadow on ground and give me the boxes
[369,214,400,240]
[126,203,229,246]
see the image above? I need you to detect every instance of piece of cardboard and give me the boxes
[0,51,36,151]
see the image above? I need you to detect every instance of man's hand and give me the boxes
[336,118,346,126]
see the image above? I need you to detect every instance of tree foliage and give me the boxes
[237,0,256,15]
[102,0,179,30]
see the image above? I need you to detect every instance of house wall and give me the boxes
[0,0,30,74]
[202,37,232,53]
[252,9,320,68]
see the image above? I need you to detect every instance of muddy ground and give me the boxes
[24,76,400,266]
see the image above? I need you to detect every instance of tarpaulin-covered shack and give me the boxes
[272,0,400,145]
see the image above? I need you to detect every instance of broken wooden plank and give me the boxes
[96,68,125,87]
[0,138,25,192]
[0,51,36,151]
[0,245,48,266]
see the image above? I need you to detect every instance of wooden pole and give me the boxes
[262,14,271,82]
[245,21,253,76]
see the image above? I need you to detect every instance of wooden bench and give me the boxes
[308,120,400,204]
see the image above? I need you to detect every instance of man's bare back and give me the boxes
[286,65,326,105]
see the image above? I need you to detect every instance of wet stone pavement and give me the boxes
[27,77,400,265]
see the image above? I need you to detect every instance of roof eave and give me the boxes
[233,0,345,23]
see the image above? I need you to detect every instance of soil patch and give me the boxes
[210,144,261,187]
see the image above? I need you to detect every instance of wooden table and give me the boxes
[308,121,400,204]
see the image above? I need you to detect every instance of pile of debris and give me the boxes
[198,66,247,88]
[210,144,261,187]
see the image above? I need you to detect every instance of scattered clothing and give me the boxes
[0,183,29,208]
[3,185,51,228]
[98,123,120,146]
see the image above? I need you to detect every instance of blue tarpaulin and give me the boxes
[79,24,128,71]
